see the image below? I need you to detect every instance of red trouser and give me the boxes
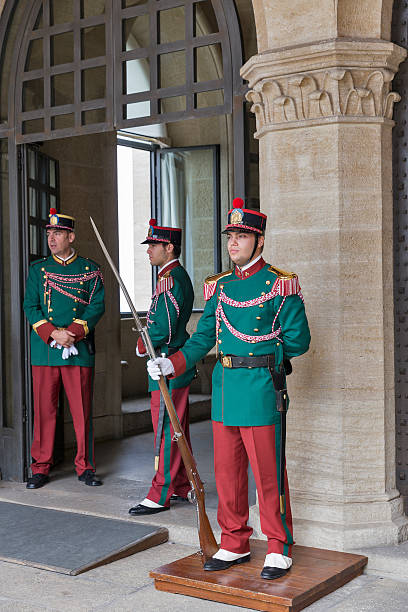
[146,385,192,507]
[31,365,95,476]
[212,420,293,556]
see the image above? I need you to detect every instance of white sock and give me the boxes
[141,498,164,509]
[264,553,292,569]
[213,548,250,561]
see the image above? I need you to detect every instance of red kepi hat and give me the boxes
[222,198,267,235]
[141,219,182,245]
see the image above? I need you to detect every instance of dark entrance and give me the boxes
[0,0,257,481]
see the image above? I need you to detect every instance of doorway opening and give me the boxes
[0,0,258,482]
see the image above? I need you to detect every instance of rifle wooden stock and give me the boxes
[157,378,219,562]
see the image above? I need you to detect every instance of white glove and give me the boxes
[50,340,62,350]
[62,345,79,360]
[147,357,175,380]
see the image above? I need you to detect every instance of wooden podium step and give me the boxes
[150,540,368,612]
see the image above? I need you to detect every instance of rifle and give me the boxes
[90,217,218,563]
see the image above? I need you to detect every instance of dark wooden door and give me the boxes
[21,144,65,474]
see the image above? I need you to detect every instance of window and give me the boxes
[117,139,153,313]
[117,136,220,313]
[25,146,60,261]
[157,146,220,310]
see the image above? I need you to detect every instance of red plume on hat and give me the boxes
[49,207,57,215]
[232,197,244,209]
[149,218,157,226]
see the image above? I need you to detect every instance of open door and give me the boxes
[21,145,65,473]
[0,144,61,482]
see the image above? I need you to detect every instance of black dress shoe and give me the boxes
[170,494,189,502]
[261,566,290,580]
[26,474,49,489]
[128,504,170,516]
[203,554,251,571]
[78,469,103,486]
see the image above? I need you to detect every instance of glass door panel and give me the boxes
[157,145,220,310]
[25,146,60,262]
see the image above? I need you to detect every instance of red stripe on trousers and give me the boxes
[146,385,192,506]
[31,365,94,476]
[212,420,293,555]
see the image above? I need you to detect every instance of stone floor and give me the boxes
[1,420,408,611]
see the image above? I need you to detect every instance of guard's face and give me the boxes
[47,228,75,257]
[147,242,169,267]
[227,231,260,266]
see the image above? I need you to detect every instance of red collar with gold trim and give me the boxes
[234,257,266,280]
[158,259,180,279]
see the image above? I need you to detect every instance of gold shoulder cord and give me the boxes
[204,268,234,286]
[268,265,296,280]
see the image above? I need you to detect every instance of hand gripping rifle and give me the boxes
[90,217,218,563]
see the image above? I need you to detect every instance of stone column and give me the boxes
[242,38,408,550]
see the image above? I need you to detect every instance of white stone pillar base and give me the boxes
[249,491,408,551]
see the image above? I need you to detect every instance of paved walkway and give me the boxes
[1,421,408,611]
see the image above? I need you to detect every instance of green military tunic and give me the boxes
[23,251,105,366]
[171,259,310,426]
[141,261,196,392]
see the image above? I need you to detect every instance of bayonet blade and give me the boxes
[90,216,142,332]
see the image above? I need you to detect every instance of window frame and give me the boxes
[117,138,220,317]
[117,136,157,318]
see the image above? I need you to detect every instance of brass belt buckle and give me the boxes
[221,355,232,368]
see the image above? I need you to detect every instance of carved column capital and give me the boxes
[241,40,407,135]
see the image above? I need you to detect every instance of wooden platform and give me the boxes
[150,540,368,612]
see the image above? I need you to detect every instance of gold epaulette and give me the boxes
[268,265,297,279]
[268,266,300,296]
[204,269,234,285]
[203,269,233,301]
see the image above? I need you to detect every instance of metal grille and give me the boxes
[114,0,231,129]
[392,1,408,496]
[15,0,113,142]
[9,0,237,143]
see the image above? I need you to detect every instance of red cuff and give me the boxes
[137,337,147,355]
[66,322,86,342]
[36,322,57,344]
[169,351,187,378]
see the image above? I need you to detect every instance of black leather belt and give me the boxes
[218,354,275,369]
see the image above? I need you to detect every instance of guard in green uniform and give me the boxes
[147,198,311,579]
[23,208,105,489]
[128,219,195,516]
